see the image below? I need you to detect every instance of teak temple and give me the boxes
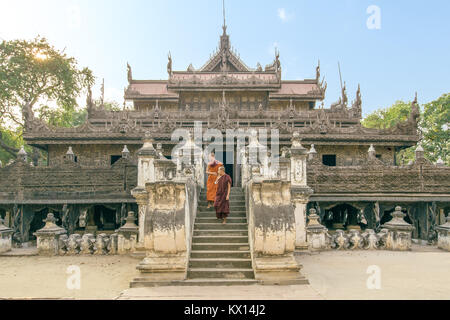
[0,19,449,286]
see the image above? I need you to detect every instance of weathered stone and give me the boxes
[66,234,82,255]
[0,217,13,254]
[94,233,110,255]
[348,229,364,250]
[306,209,330,251]
[80,233,95,254]
[117,211,139,255]
[362,229,379,250]
[332,230,349,250]
[435,216,450,251]
[34,213,67,256]
[381,206,415,251]
[249,180,308,284]
[290,134,314,249]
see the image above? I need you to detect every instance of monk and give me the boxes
[206,152,222,208]
[214,166,232,224]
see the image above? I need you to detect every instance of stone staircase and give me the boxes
[185,187,258,286]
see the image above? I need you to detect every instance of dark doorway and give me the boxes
[216,149,235,187]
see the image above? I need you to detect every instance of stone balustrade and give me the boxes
[305,206,416,251]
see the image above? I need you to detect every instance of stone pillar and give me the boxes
[137,132,158,188]
[290,132,313,249]
[133,191,148,246]
[249,180,308,285]
[381,206,415,251]
[34,213,67,256]
[132,132,157,246]
[435,216,450,251]
[0,217,13,254]
[306,209,329,251]
[292,193,311,250]
[117,211,139,254]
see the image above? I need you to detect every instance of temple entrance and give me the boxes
[216,149,235,186]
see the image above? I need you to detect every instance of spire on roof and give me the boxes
[222,0,227,34]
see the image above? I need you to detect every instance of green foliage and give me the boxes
[37,105,87,128]
[362,101,412,129]
[362,95,450,165]
[0,36,94,162]
[0,36,94,127]
[421,93,450,165]
[0,129,22,165]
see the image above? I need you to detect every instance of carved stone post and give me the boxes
[381,206,415,251]
[435,216,450,251]
[290,132,313,249]
[249,180,308,285]
[132,132,157,246]
[34,213,67,256]
[0,217,14,254]
[117,211,139,255]
[306,209,329,251]
[137,132,158,188]
[133,181,189,283]
[133,191,148,247]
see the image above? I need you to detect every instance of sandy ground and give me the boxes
[0,255,140,299]
[1,246,449,300]
[297,246,450,300]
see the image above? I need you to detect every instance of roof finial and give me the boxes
[222,0,227,34]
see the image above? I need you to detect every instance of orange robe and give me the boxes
[206,161,222,202]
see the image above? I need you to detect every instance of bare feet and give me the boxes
[222,219,227,225]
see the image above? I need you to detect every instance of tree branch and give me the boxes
[0,132,19,157]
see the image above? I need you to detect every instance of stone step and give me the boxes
[194,223,248,230]
[198,201,245,206]
[190,250,251,259]
[193,229,248,237]
[196,212,246,218]
[199,194,244,199]
[195,217,247,223]
[192,235,249,244]
[198,205,246,211]
[192,243,250,251]
[130,278,259,288]
[188,268,255,279]
[197,208,246,213]
[189,258,252,269]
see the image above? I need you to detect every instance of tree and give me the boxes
[0,36,94,159]
[421,93,449,165]
[362,94,450,165]
[362,101,412,129]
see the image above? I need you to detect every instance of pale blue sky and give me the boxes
[1,0,449,115]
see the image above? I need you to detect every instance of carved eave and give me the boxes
[269,79,325,102]
[167,71,281,91]
[125,80,179,101]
